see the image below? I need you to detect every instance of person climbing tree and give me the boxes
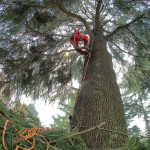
[70,29,89,55]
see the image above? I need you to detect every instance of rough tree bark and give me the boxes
[57,1,146,149]
[72,29,127,149]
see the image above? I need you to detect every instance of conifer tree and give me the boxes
[121,65,150,137]
[28,103,39,118]
[0,0,150,149]
[50,92,76,129]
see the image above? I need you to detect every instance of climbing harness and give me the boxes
[71,29,89,55]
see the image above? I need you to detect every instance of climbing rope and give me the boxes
[2,120,49,150]
[73,35,94,107]
[2,33,95,150]
[81,28,86,35]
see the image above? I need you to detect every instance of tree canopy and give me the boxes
[0,0,150,149]
[0,0,149,103]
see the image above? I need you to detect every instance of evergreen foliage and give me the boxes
[0,0,150,149]
[0,0,149,102]
[27,103,38,118]
[127,137,150,150]
[0,99,87,149]
[0,99,40,149]
[50,92,76,129]
[120,64,150,137]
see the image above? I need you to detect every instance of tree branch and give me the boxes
[25,20,68,37]
[126,28,150,52]
[68,122,105,138]
[37,49,76,57]
[1,1,57,9]
[28,4,57,9]
[51,122,105,145]
[81,5,94,21]
[109,40,136,57]
[95,0,103,33]
[106,13,145,39]
[102,0,136,26]
[57,3,92,38]
[99,127,128,137]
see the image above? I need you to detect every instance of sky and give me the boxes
[21,95,64,127]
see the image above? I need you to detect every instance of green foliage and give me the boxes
[0,0,150,149]
[39,130,88,150]
[50,92,76,129]
[0,99,87,149]
[34,11,57,24]
[128,125,142,137]
[1,0,149,104]
[27,103,38,118]
[121,62,150,136]
[127,137,150,150]
[0,0,87,103]
[0,99,40,149]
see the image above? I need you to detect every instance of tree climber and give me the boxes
[70,29,89,55]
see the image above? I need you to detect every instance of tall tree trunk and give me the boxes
[72,30,127,149]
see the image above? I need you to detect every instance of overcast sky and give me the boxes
[21,95,64,127]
